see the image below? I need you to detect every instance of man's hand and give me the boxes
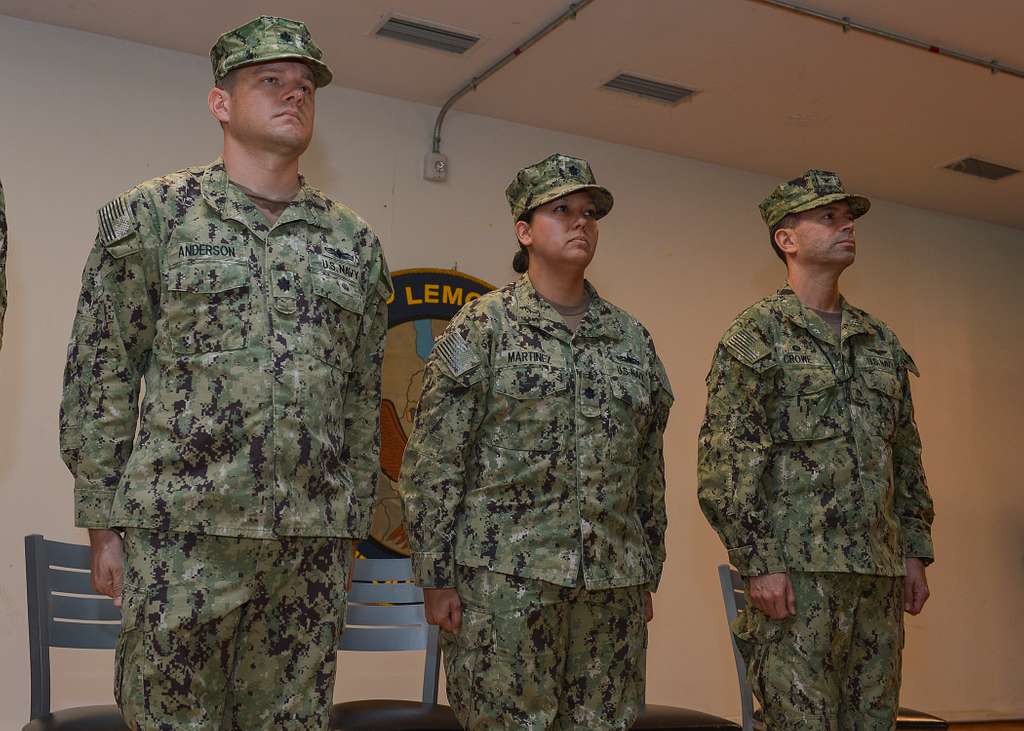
[748,572,796,620]
[643,591,654,623]
[423,587,462,634]
[88,529,124,608]
[904,558,930,615]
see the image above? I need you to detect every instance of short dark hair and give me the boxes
[769,212,799,262]
[215,68,239,92]
[512,209,535,273]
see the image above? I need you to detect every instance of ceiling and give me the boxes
[2,0,1022,228]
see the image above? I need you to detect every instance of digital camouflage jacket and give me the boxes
[698,286,934,577]
[399,275,673,590]
[60,160,391,539]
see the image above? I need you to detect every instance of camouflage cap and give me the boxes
[506,153,614,221]
[211,16,333,88]
[759,169,870,228]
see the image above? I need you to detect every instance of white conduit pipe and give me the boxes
[431,0,595,154]
[749,0,1024,80]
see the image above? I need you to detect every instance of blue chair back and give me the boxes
[342,558,441,704]
[25,539,449,719]
[25,534,122,719]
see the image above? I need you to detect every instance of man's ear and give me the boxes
[514,219,532,247]
[208,86,231,124]
[774,225,798,256]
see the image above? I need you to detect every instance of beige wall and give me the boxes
[0,14,1021,727]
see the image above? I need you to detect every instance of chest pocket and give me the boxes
[607,363,651,411]
[605,361,652,450]
[852,369,901,439]
[164,260,249,354]
[494,363,568,400]
[488,364,569,451]
[770,367,846,443]
[306,262,365,372]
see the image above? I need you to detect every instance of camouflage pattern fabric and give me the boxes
[759,169,870,228]
[505,153,613,221]
[698,284,934,578]
[210,15,332,87]
[117,529,351,730]
[398,274,674,590]
[733,572,903,730]
[59,159,392,539]
[0,179,6,349]
[442,565,646,730]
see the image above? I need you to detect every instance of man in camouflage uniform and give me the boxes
[398,153,674,730]
[698,170,935,729]
[0,178,7,349]
[59,16,391,730]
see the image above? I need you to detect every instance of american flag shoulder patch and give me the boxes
[97,196,138,247]
[434,330,479,378]
[724,327,770,366]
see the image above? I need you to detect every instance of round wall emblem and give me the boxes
[360,268,494,558]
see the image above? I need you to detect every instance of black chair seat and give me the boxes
[633,704,740,729]
[897,706,949,729]
[749,705,945,729]
[22,705,128,731]
[331,699,461,730]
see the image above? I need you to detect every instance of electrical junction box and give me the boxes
[424,152,448,182]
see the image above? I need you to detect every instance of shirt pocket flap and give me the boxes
[493,364,569,399]
[772,368,845,442]
[861,369,901,399]
[607,362,651,409]
[779,366,835,396]
[165,261,248,294]
[311,271,365,314]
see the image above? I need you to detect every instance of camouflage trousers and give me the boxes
[441,565,647,730]
[116,530,352,731]
[733,572,904,730]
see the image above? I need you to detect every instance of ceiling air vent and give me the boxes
[944,157,1019,181]
[603,73,697,104]
[376,17,479,54]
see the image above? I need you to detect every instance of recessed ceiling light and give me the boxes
[602,73,697,105]
[376,17,479,55]
[944,157,1019,181]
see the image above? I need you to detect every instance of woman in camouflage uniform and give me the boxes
[399,153,674,729]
